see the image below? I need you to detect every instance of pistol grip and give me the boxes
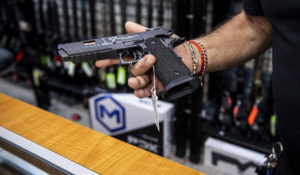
[145,38,201,101]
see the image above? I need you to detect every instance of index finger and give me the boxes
[125,21,147,34]
[95,58,120,67]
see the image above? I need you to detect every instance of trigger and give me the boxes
[133,50,142,61]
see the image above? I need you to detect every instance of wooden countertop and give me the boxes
[0,93,204,175]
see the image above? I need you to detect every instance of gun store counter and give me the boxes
[0,93,205,175]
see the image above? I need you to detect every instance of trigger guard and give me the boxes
[119,50,141,65]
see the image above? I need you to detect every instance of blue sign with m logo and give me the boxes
[94,95,126,133]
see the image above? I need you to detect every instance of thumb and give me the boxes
[125,21,147,34]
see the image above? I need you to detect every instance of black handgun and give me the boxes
[57,27,200,101]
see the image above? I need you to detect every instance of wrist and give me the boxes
[188,40,207,76]
[184,41,202,74]
[185,40,208,86]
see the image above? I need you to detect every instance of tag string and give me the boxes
[151,66,156,93]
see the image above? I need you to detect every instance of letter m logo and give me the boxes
[94,95,126,133]
[100,105,120,124]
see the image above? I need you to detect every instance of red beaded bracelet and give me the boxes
[188,40,207,76]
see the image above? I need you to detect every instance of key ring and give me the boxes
[272,142,283,158]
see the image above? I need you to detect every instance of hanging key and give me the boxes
[264,142,283,174]
[271,142,283,168]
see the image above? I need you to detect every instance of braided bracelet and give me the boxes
[185,41,197,74]
[188,40,208,86]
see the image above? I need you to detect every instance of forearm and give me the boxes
[196,10,273,73]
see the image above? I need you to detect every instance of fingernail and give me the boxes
[128,78,134,86]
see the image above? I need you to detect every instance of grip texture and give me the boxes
[145,38,190,86]
[145,38,200,100]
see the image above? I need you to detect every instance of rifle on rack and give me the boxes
[174,95,189,158]
[247,55,264,127]
[212,0,234,27]
[247,55,274,142]
[200,0,234,130]
[1,1,21,54]
[187,0,207,163]
[6,0,26,83]
[37,0,46,50]
[172,0,187,38]
[232,65,249,134]
[89,0,97,38]
[0,1,15,76]
[52,0,60,37]
[136,0,142,24]
[46,0,61,72]
[147,0,153,28]
[120,0,127,34]
[195,0,207,35]
[189,88,203,163]
[81,0,88,39]
[109,0,116,35]
[62,0,71,41]
[187,0,193,39]
[48,0,66,79]
[0,1,6,45]
[208,0,234,98]
[157,0,164,26]
[72,0,79,40]
[0,1,4,37]
[173,0,207,39]
[14,0,50,109]
[101,0,108,36]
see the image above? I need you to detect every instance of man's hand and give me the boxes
[95,21,197,98]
